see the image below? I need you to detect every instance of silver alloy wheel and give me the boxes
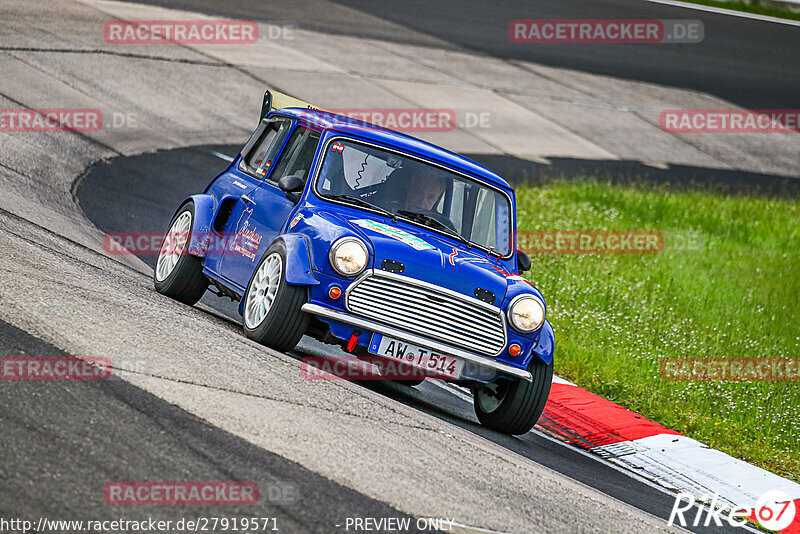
[475,381,509,414]
[155,210,192,282]
[244,252,282,329]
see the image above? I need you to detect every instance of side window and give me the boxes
[268,127,321,184]
[472,189,497,248]
[239,118,291,178]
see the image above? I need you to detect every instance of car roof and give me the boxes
[272,108,512,190]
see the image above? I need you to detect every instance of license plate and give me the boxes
[367,334,463,379]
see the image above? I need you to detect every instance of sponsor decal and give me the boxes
[448,247,494,267]
[352,219,434,251]
[332,141,345,153]
[231,208,262,261]
[490,264,536,287]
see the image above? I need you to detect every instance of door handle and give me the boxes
[241,194,255,205]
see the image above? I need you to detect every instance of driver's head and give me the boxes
[405,168,445,212]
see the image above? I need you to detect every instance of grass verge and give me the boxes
[515,178,799,482]
[674,0,800,21]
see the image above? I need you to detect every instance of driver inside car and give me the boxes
[404,167,446,212]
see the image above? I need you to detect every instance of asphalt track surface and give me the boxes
[76,144,749,534]
[121,0,800,110]
[0,318,428,532]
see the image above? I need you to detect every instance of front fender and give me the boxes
[530,320,554,366]
[236,234,320,316]
[276,234,320,286]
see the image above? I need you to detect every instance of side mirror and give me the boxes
[517,250,531,273]
[279,174,305,193]
[278,174,305,203]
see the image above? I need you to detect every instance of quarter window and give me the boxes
[239,117,292,178]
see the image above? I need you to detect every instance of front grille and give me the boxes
[345,271,506,356]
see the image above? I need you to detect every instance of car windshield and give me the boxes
[315,138,513,255]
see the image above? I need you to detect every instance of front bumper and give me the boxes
[301,303,532,382]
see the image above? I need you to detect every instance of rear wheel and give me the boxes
[153,201,208,305]
[243,241,309,352]
[473,357,553,435]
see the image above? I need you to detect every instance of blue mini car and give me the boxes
[155,90,554,434]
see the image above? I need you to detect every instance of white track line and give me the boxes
[644,0,800,27]
[209,150,234,162]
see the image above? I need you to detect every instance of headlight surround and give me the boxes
[329,237,369,276]
[507,295,545,333]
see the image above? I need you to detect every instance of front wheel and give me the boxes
[153,201,208,305]
[473,357,553,435]
[243,241,309,352]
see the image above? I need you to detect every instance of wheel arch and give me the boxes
[237,234,319,316]
[530,320,554,366]
[172,194,215,257]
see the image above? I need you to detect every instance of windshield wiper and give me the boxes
[396,210,472,248]
[326,194,396,221]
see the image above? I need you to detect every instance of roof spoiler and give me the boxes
[259,89,328,123]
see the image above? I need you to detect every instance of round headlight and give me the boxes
[507,296,545,333]
[329,238,368,276]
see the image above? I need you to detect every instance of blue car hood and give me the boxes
[340,214,510,306]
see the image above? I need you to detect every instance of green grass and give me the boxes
[677,0,800,21]
[515,178,800,482]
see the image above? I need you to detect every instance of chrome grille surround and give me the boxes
[345,270,507,356]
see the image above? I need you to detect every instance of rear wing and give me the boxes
[259,90,328,123]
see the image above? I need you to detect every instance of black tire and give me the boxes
[382,362,425,386]
[242,240,309,352]
[473,356,553,435]
[153,201,208,305]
